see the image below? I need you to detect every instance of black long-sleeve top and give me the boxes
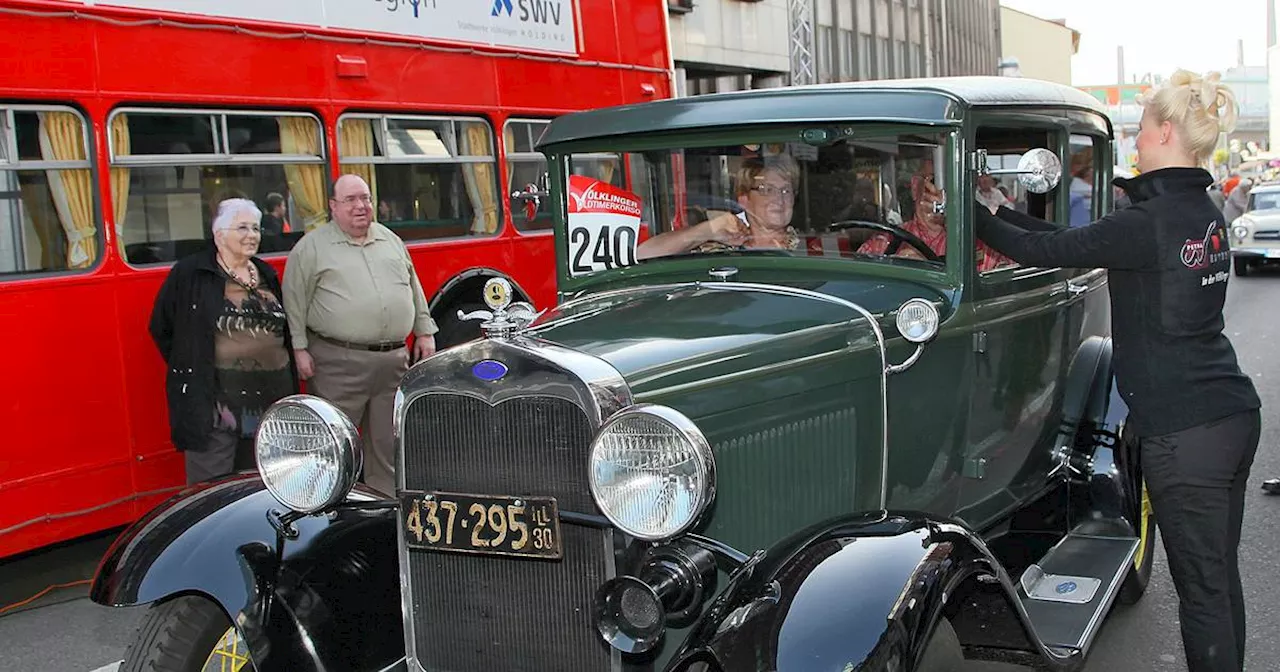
[974,167,1259,437]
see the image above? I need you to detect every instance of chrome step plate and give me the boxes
[1020,564,1101,604]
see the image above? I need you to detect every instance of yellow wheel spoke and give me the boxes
[203,627,251,672]
[1133,480,1153,569]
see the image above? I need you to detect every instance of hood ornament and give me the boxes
[458,277,539,340]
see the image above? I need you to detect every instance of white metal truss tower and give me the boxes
[788,0,814,86]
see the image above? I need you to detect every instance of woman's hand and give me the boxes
[705,212,750,246]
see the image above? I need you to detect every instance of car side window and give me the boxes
[975,127,1061,277]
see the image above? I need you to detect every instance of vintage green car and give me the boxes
[94,78,1151,672]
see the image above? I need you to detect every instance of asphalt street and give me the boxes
[1,271,1279,671]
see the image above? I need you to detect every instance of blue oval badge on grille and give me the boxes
[472,359,508,382]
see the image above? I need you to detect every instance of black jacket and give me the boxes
[149,249,298,452]
[975,167,1260,437]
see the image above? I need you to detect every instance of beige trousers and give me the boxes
[307,338,408,496]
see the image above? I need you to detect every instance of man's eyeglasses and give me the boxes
[750,184,795,199]
[338,194,373,206]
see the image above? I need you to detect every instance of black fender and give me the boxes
[667,511,1081,672]
[90,473,403,672]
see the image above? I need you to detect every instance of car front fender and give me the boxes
[668,511,1081,672]
[90,473,403,672]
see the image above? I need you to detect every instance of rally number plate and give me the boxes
[400,491,562,559]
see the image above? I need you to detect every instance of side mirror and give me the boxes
[975,148,1064,194]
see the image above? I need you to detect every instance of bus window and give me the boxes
[505,119,554,232]
[0,106,100,276]
[504,118,625,233]
[339,114,501,242]
[110,108,325,265]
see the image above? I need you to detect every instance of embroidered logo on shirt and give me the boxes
[1181,220,1228,270]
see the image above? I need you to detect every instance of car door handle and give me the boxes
[1066,281,1089,296]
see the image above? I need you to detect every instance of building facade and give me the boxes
[998,6,1078,85]
[667,0,1003,95]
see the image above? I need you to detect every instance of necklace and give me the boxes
[217,254,259,291]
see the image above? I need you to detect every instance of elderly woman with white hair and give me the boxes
[149,198,298,485]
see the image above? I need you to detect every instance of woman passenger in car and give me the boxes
[636,153,801,259]
[973,69,1260,672]
[149,198,299,486]
[858,158,1013,271]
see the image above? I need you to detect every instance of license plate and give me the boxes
[1266,249,1280,259]
[400,491,562,559]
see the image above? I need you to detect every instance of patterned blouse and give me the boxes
[856,218,1013,272]
[211,277,294,439]
[693,226,801,254]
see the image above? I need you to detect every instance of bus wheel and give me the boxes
[120,595,254,672]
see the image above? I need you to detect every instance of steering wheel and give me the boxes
[828,219,943,263]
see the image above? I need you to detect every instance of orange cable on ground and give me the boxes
[0,579,93,617]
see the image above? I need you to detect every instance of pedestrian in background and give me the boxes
[283,174,438,496]
[1223,179,1251,224]
[974,69,1260,672]
[150,198,298,485]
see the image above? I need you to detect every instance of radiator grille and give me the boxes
[401,393,611,670]
[403,394,595,512]
[407,525,614,671]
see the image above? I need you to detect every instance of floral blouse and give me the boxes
[856,218,1013,272]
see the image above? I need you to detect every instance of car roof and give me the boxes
[1251,182,1280,193]
[538,76,1110,149]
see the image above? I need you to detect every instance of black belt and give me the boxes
[311,332,405,352]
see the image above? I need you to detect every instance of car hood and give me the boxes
[1242,210,1280,227]
[526,276,949,397]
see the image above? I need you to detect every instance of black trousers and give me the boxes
[1141,408,1261,672]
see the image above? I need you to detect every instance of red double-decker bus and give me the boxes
[0,0,673,560]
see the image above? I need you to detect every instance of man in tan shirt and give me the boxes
[283,174,438,495]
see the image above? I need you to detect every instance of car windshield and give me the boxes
[560,127,956,279]
[1250,190,1280,211]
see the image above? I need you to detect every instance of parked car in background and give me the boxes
[1229,181,1280,276]
[92,77,1151,672]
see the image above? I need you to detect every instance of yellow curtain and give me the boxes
[37,111,96,269]
[461,123,498,234]
[338,118,378,208]
[109,113,131,260]
[277,117,327,231]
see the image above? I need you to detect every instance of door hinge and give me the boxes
[964,457,988,479]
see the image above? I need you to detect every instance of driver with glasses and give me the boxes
[636,153,802,260]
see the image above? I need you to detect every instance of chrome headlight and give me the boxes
[255,395,362,513]
[1232,224,1249,243]
[588,405,715,541]
[896,298,940,344]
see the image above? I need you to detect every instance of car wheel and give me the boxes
[119,595,254,672]
[1117,479,1155,605]
[1233,258,1251,277]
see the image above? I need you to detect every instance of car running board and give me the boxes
[1016,533,1139,656]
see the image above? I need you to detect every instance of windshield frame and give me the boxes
[544,123,964,296]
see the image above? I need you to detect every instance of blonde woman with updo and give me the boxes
[975,70,1260,672]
